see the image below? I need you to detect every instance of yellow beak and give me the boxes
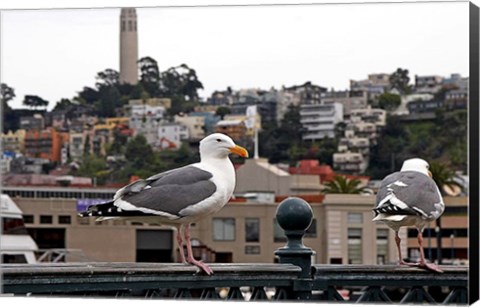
[428,170,433,178]
[229,145,249,158]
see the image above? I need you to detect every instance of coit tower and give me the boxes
[119,8,138,84]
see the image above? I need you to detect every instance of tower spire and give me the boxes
[119,8,139,84]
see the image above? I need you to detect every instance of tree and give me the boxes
[1,83,16,132]
[321,175,367,194]
[161,64,204,101]
[1,83,15,105]
[215,106,231,119]
[23,95,49,109]
[378,92,401,111]
[429,161,463,196]
[53,98,74,112]
[138,56,161,97]
[95,69,120,88]
[125,134,158,173]
[389,68,412,94]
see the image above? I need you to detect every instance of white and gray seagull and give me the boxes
[373,158,445,273]
[79,133,249,275]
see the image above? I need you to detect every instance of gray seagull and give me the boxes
[373,158,445,272]
[79,133,249,275]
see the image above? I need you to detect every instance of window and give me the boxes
[347,212,363,224]
[273,218,286,243]
[245,245,260,255]
[23,215,34,224]
[376,228,389,264]
[213,218,235,241]
[245,218,260,242]
[348,228,362,264]
[2,218,28,235]
[40,215,53,224]
[58,215,71,225]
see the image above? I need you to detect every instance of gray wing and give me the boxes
[117,166,217,218]
[374,171,443,218]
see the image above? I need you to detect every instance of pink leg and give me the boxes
[395,231,416,266]
[416,230,443,273]
[176,225,187,264]
[184,224,213,275]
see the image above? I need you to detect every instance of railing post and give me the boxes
[274,197,314,300]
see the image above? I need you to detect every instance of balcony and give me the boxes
[0,198,470,304]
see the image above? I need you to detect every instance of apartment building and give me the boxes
[157,123,189,149]
[333,152,368,174]
[300,103,343,141]
[414,75,444,94]
[322,90,368,117]
[1,129,26,153]
[24,128,69,163]
[174,114,205,141]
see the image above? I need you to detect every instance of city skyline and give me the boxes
[1,1,470,110]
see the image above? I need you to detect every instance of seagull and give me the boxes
[79,133,248,275]
[373,158,445,272]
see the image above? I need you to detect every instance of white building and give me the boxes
[157,123,189,150]
[333,152,369,174]
[129,103,166,146]
[322,90,368,117]
[69,132,85,161]
[300,103,343,141]
[174,114,205,141]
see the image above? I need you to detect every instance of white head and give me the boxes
[400,158,432,177]
[199,133,249,160]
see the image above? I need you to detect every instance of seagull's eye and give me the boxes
[216,138,222,142]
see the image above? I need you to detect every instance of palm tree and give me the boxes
[321,175,368,194]
[429,161,463,196]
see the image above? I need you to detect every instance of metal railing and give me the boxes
[0,198,470,304]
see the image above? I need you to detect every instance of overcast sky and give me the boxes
[0,0,471,110]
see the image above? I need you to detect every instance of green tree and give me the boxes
[321,175,367,194]
[53,98,74,112]
[138,56,161,97]
[429,161,463,196]
[378,92,401,111]
[215,106,231,119]
[125,134,155,170]
[1,83,16,132]
[23,95,49,110]
[389,67,412,94]
[1,83,15,105]
[95,68,120,88]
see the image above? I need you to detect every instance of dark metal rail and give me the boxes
[0,198,470,304]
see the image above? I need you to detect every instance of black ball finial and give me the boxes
[276,197,313,232]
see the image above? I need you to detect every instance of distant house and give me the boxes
[350,73,390,100]
[322,90,368,117]
[24,128,69,163]
[128,100,166,147]
[19,114,44,131]
[407,99,444,114]
[300,102,343,140]
[214,119,247,143]
[414,75,444,94]
[1,129,26,154]
[333,152,368,174]
[157,123,189,150]
[445,89,468,109]
[284,81,327,105]
[174,114,205,141]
